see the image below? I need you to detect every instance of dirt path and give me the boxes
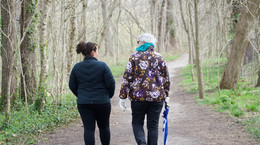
[37,53,259,145]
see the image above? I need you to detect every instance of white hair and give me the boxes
[137,33,157,44]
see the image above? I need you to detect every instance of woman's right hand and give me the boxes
[119,99,127,111]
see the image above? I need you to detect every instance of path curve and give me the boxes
[37,53,259,145]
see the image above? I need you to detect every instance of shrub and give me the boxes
[231,105,244,117]
[245,103,259,112]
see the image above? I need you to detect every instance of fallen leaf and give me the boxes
[12,134,17,137]
[0,141,4,144]
[38,130,43,133]
[113,122,119,125]
[5,138,9,141]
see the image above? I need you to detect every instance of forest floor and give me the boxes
[37,53,260,145]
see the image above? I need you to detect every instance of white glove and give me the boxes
[119,99,127,111]
[165,97,170,103]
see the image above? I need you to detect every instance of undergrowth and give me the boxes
[180,58,260,139]
[0,94,79,144]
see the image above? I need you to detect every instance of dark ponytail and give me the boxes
[76,41,97,56]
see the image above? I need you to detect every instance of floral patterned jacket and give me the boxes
[119,46,170,102]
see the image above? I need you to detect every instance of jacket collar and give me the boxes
[84,56,97,61]
[147,46,154,51]
[142,46,154,52]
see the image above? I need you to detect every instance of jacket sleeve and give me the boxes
[69,67,78,96]
[161,59,170,97]
[104,64,115,98]
[119,56,134,99]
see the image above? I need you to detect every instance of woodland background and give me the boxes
[0,0,259,144]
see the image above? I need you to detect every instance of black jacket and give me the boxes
[69,56,115,104]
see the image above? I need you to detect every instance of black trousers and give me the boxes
[131,101,164,145]
[77,103,111,145]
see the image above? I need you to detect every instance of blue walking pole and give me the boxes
[162,102,169,145]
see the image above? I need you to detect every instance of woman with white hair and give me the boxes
[119,33,170,145]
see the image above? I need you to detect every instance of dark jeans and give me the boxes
[131,101,164,145]
[77,103,111,145]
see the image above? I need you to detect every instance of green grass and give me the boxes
[0,94,79,144]
[180,58,260,139]
[164,53,180,62]
[108,61,127,80]
[244,116,260,138]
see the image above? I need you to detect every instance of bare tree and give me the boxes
[114,1,121,65]
[164,0,176,51]
[1,0,17,124]
[20,0,37,104]
[50,0,59,111]
[82,0,88,40]
[256,23,260,87]
[37,0,50,111]
[157,0,166,52]
[123,8,145,32]
[256,70,260,87]
[58,0,67,105]
[67,0,76,77]
[194,0,204,99]
[179,0,195,82]
[150,0,156,34]
[220,0,260,89]
[100,0,114,56]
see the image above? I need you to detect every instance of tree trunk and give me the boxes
[59,0,66,105]
[188,2,195,82]
[194,0,204,99]
[165,0,178,50]
[256,69,260,87]
[82,0,88,40]
[20,0,37,104]
[50,0,59,110]
[255,24,260,87]
[98,0,117,51]
[115,1,121,65]
[157,0,166,52]
[220,0,260,89]
[100,0,113,56]
[1,0,17,124]
[37,0,50,112]
[150,0,156,34]
[164,0,170,50]
[67,0,76,77]
[230,0,240,34]
[179,0,195,82]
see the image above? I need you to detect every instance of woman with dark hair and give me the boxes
[69,42,115,145]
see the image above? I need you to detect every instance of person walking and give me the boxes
[69,42,115,145]
[119,33,170,145]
